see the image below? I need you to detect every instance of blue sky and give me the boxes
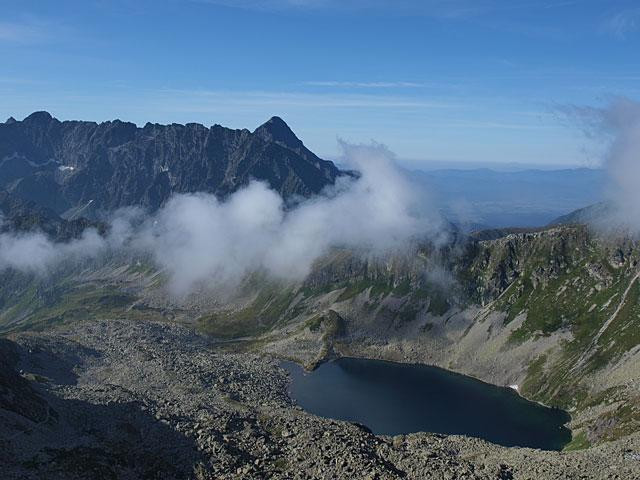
[1,0,639,167]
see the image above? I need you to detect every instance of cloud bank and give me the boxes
[0,228,104,273]
[0,209,137,274]
[136,142,445,294]
[0,143,445,294]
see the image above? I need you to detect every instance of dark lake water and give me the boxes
[283,357,571,451]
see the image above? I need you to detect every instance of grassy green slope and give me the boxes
[469,226,640,446]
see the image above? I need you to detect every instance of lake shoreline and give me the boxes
[282,356,572,451]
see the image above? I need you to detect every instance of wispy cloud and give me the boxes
[0,21,48,44]
[192,0,330,11]
[602,8,640,38]
[0,76,44,86]
[304,81,426,88]
[193,0,586,19]
[153,88,460,110]
[200,0,468,16]
[560,97,640,228]
[435,120,556,131]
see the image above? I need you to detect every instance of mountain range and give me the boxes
[0,112,341,218]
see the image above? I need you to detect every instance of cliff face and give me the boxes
[0,112,342,215]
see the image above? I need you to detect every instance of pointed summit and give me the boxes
[23,111,53,124]
[253,116,303,151]
[5,116,16,124]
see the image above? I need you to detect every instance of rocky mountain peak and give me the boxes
[5,116,16,124]
[23,111,54,125]
[254,116,304,151]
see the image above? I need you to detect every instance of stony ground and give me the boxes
[2,319,640,479]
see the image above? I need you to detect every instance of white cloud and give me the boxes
[134,141,446,294]
[598,99,640,229]
[563,97,640,230]
[602,8,640,38]
[0,143,446,295]
[0,207,141,274]
[0,229,105,273]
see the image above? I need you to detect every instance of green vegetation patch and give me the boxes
[564,431,591,451]
[0,280,143,334]
[197,288,298,339]
[336,278,394,302]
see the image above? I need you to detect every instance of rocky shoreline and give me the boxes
[1,319,639,479]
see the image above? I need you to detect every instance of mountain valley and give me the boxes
[1,113,640,479]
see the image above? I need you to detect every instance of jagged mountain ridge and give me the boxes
[0,112,342,216]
